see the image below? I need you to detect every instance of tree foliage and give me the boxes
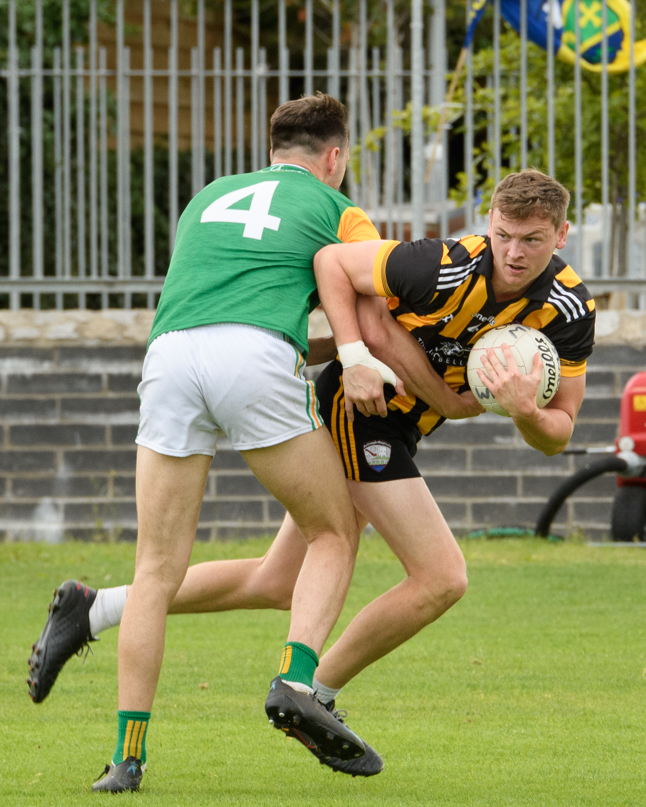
[0,0,115,57]
[355,17,646,273]
[448,28,646,214]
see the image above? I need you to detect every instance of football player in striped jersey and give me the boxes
[304,168,593,713]
[316,170,594,461]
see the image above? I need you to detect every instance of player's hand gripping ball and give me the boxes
[466,324,560,417]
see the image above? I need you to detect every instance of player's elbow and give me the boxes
[357,299,390,355]
[541,441,567,457]
[361,318,388,355]
[538,429,573,456]
[313,244,339,279]
[526,418,573,456]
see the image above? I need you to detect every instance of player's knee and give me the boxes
[435,555,468,609]
[298,504,360,550]
[411,565,467,619]
[440,568,468,608]
[248,574,294,610]
[238,557,294,610]
[133,555,188,601]
[260,582,293,610]
[302,523,360,557]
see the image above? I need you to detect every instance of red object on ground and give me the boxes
[616,371,646,488]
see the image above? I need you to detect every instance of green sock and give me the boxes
[278,642,319,687]
[113,710,151,765]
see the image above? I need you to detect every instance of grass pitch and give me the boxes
[1,537,645,806]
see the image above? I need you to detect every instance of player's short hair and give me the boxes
[270,93,349,155]
[491,169,570,229]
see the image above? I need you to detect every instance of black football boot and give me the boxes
[27,580,97,703]
[265,677,366,761]
[92,757,144,792]
[287,699,384,777]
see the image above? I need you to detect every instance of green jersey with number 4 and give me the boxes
[149,164,379,352]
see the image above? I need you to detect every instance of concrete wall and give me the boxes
[0,310,642,543]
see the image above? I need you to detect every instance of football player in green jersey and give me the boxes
[28,94,416,792]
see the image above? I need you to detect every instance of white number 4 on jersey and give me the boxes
[200,180,281,240]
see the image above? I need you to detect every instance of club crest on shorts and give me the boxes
[363,440,392,472]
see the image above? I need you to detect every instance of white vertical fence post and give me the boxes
[574,0,583,276]
[601,0,609,278]
[99,48,108,282]
[54,49,63,281]
[144,0,155,281]
[169,0,179,252]
[31,43,44,286]
[385,0,396,240]
[214,48,222,180]
[76,47,86,289]
[89,0,98,281]
[8,0,20,303]
[410,0,425,240]
[63,0,72,281]
[32,0,44,288]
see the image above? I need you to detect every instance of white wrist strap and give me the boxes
[337,341,398,388]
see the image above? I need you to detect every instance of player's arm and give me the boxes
[478,344,584,455]
[314,240,383,341]
[314,240,404,420]
[314,239,482,420]
[357,296,484,419]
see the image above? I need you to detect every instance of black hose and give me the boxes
[534,455,628,538]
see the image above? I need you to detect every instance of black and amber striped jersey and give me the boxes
[372,234,596,436]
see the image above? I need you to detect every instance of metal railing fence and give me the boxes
[1,0,645,311]
[464,0,646,301]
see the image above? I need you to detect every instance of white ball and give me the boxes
[466,324,561,417]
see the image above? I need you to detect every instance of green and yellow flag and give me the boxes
[467,0,646,73]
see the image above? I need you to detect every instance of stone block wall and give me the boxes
[0,339,289,542]
[0,310,642,543]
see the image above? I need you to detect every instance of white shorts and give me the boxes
[136,323,323,456]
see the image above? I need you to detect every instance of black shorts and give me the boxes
[315,360,422,482]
